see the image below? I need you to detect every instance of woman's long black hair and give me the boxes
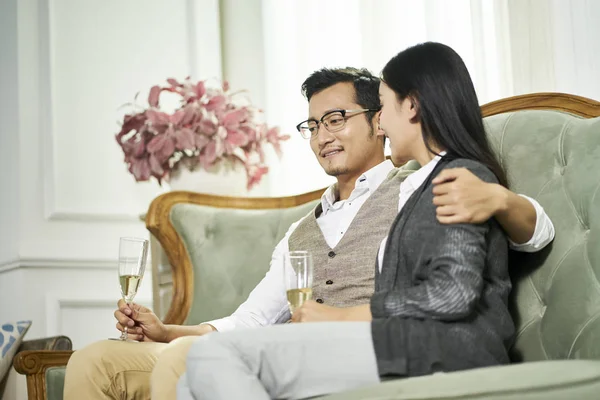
[381,42,508,187]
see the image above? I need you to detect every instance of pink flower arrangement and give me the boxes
[116,77,289,189]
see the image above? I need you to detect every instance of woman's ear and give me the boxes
[374,111,385,137]
[408,95,421,124]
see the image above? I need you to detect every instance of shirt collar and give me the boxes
[321,160,395,213]
[401,151,447,194]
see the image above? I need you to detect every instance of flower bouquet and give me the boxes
[115,78,289,190]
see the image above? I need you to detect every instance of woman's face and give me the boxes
[378,82,421,165]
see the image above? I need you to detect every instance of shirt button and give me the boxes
[326,280,333,285]
[328,251,336,258]
[316,298,324,304]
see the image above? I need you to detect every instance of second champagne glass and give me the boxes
[282,251,313,315]
[118,237,149,341]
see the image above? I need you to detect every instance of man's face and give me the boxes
[307,82,384,179]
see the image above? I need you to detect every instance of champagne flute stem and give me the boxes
[120,300,130,341]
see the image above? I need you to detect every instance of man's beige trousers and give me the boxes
[63,336,198,400]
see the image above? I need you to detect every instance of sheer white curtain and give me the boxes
[548,0,600,99]
[259,0,517,195]
[221,0,600,196]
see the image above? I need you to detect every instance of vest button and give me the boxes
[316,298,324,304]
[328,251,336,258]
[326,280,333,285]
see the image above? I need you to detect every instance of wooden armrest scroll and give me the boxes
[13,350,74,400]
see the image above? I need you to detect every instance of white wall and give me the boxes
[218,0,285,196]
[0,0,20,267]
[220,0,266,111]
[0,1,222,399]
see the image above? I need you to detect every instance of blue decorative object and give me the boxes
[0,321,32,383]
[2,337,16,358]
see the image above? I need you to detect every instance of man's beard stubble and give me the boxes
[323,125,376,177]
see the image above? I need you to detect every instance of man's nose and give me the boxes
[316,123,335,145]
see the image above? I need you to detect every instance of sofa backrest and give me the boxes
[170,200,319,325]
[483,108,600,362]
[148,94,600,358]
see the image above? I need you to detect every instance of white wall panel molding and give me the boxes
[186,0,223,80]
[0,259,21,274]
[14,0,224,260]
[46,210,143,222]
[0,256,160,274]
[34,0,224,225]
[0,258,116,273]
[44,293,116,337]
[45,291,152,348]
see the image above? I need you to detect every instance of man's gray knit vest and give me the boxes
[288,165,417,307]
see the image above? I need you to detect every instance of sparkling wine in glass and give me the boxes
[118,237,149,341]
[283,251,313,315]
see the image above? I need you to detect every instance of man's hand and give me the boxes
[114,300,168,342]
[291,301,372,323]
[432,167,506,224]
[291,300,345,323]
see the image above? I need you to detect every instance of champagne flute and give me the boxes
[283,251,313,315]
[118,237,149,341]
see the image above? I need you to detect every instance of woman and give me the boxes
[177,42,514,400]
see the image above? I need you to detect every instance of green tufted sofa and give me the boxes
[15,93,600,399]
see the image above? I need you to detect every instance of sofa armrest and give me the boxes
[19,336,73,352]
[146,189,325,325]
[13,350,73,400]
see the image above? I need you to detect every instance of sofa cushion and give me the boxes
[483,111,600,363]
[45,366,66,400]
[171,200,320,325]
[320,360,600,400]
[0,320,31,382]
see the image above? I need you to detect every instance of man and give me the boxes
[64,68,554,400]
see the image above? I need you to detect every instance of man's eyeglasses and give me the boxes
[296,108,380,140]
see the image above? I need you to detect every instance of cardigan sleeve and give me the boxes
[371,161,500,321]
[370,222,489,320]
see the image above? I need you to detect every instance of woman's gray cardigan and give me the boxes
[371,157,515,377]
